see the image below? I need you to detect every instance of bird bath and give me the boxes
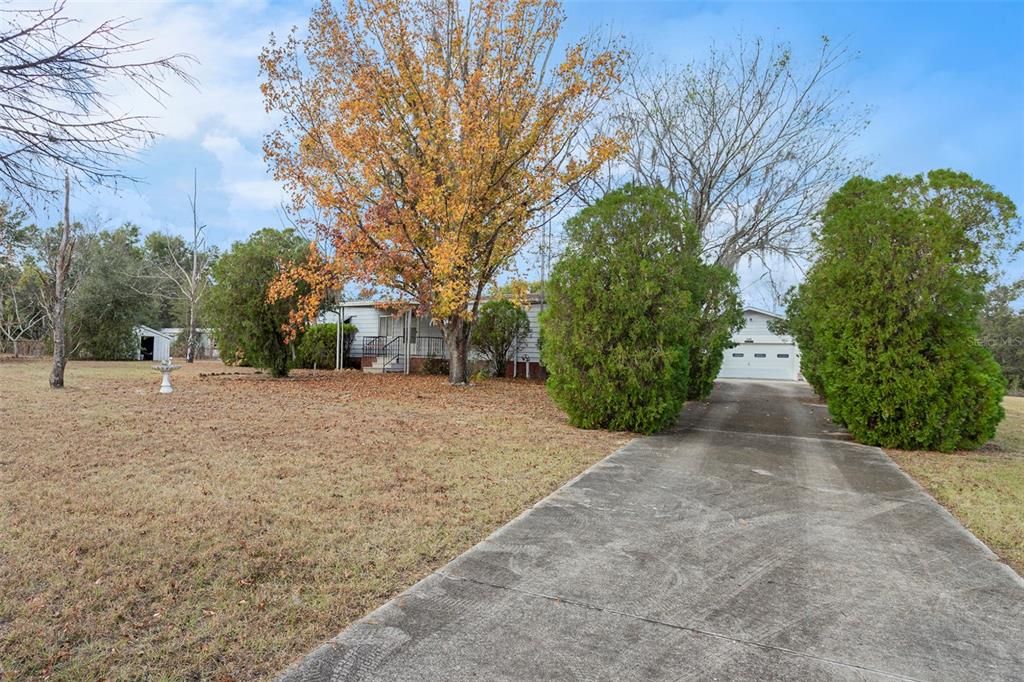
[153,358,181,394]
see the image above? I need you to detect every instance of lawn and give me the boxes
[0,360,629,680]
[888,396,1024,576]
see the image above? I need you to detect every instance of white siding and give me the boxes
[335,304,381,358]
[734,311,792,343]
[135,326,173,362]
[511,302,543,363]
[158,328,220,359]
[337,300,545,362]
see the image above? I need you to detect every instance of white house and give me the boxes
[159,328,220,360]
[717,307,801,381]
[329,297,546,376]
[135,325,173,362]
[327,300,798,382]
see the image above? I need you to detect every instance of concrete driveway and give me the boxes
[281,380,1024,681]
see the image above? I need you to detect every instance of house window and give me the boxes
[732,353,744,357]
[777,353,790,358]
[754,353,766,358]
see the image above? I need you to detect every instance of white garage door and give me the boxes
[718,343,798,380]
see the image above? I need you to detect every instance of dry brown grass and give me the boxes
[0,360,629,680]
[888,396,1024,576]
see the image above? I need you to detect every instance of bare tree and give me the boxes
[0,263,45,357]
[48,171,72,387]
[146,171,213,363]
[614,36,868,271]
[0,1,195,386]
[0,1,197,201]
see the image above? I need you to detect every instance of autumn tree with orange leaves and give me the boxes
[260,0,625,384]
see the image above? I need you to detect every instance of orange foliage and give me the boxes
[260,0,625,341]
[267,242,348,341]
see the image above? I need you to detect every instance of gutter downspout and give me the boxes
[335,304,342,371]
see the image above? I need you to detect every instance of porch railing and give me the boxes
[379,335,403,369]
[362,335,403,370]
[362,335,389,358]
[362,334,448,365]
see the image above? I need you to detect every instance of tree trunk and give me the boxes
[443,317,472,385]
[185,168,202,364]
[185,303,196,363]
[49,172,72,389]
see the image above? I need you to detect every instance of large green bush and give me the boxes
[540,184,699,434]
[204,229,309,377]
[295,322,358,369]
[685,264,744,400]
[472,300,530,377]
[771,287,828,398]
[785,170,1017,451]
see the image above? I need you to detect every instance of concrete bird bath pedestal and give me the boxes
[153,357,181,394]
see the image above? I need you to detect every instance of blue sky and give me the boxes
[31,0,1024,306]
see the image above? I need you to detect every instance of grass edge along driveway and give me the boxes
[888,396,1024,576]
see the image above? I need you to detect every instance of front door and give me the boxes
[378,314,402,339]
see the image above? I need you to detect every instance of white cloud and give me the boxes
[224,179,286,211]
[4,0,300,231]
[201,132,284,212]
[18,0,302,142]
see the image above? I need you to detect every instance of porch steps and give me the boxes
[363,355,405,374]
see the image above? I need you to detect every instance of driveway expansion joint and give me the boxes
[687,426,876,448]
[432,570,925,682]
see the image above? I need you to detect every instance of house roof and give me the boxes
[340,293,547,310]
[743,306,785,320]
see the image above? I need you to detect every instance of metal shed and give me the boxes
[135,325,173,362]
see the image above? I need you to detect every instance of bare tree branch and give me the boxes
[141,171,214,362]
[0,1,197,200]
[612,35,869,269]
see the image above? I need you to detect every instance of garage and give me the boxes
[717,308,800,381]
[719,342,799,380]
